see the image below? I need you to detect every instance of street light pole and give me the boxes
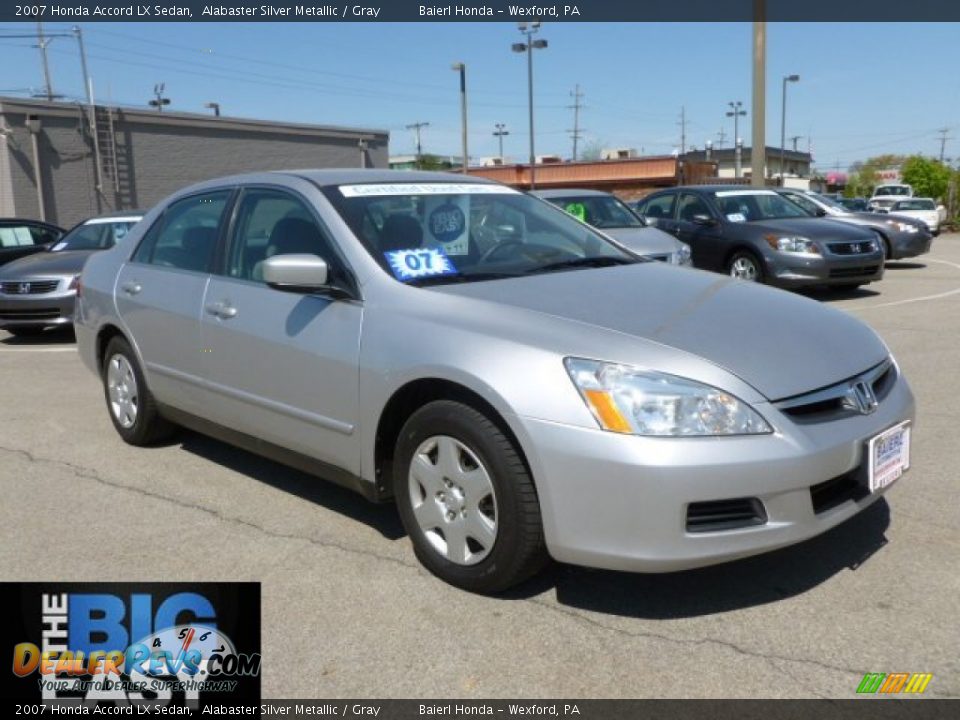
[512,23,547,190]
[751,6,767,187]
[452,63,468,173]
[780,74,800,183]
[726,101,746,177]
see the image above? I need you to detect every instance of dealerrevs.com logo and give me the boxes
[1,583,260,706]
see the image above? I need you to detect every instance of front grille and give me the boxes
[829,265,880,279]
[810,470,868,514]
[686,497,767,533]
[0,308,61,320]
[775,359,896,423]
[0,280,60,294]
[827,242,873,255]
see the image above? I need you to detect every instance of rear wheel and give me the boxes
[5,326,45,337]
[393,400,547,593]
[727,250,764,282]
[102,336,177,445]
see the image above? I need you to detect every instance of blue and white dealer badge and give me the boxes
[384,247,457,281]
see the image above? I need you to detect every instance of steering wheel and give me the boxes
[479,240,531,264]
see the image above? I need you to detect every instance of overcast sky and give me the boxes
[1,21,957,170]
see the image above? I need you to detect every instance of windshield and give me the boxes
[712,190,809,222]
[547,194,644,228]
[323,183,637,285]
[895,199,935,211]
[809,192,848,211]
[51,218,140,252]
[875,185,911,197]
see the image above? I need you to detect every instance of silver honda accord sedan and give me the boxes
[75,170,915,593]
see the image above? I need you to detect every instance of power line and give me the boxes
[493,122,509,160]
[937,127,952,163]
[567,84,584,161]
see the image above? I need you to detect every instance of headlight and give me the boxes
[886,220,918,233]
[672,243,692,266]
[564,358,772,437]
[764,235,820,254]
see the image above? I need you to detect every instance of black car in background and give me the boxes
[634,186,885,289]
[0,219,64,267]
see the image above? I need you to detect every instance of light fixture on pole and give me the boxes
[204,102,221,117]
[149,83,170,112]
[512,22,547,190]
[780,74,799,181]
[451,63,468,174]
[726,101,746,177]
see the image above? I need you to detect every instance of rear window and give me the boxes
[0,224,59,248]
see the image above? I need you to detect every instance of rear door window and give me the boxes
[133,191,231,272]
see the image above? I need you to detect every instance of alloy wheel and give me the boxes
[106,353,139,429]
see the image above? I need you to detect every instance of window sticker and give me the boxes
[425,198,469,255]
[340,183,519,197]
[726,213,747,222]
[385,247,457,281]
[564,202,587,222]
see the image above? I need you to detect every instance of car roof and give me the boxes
[531,188,613,199]
[283,168,499,187]
[81,210,146,222]
[0,217,63,228]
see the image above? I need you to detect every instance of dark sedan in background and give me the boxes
[634,187,884,289]
[0,211,141,336]
[773,188,933,261]
[0,219,63,267]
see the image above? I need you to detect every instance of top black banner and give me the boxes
[3,0,960,23]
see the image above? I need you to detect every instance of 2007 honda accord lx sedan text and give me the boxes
[75,170,915,593]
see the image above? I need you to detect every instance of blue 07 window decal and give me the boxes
[384,248,457,281]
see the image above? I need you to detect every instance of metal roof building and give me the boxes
[0,97,388,227]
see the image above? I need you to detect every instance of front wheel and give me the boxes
[393,400,547,593]
[727,250,764,282]
[102,336,177,445]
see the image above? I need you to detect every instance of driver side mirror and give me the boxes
[814,207,827,217]
[692,214,717,226]
[262,254,332,293]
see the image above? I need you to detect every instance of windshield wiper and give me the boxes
[407,271,521,287]
[524,256,637,274]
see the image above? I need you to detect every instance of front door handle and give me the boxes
[205,301,238,319]
[120,281,142,295]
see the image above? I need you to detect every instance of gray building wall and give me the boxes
[0,98,388,227]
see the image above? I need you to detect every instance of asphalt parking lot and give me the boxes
[2,235,959,699]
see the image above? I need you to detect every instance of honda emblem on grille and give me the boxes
[844,380,878,415]
[850,243,861,253]
[17,282,30,294]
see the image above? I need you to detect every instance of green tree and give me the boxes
[900,156,952,201]
[844,154,906,197]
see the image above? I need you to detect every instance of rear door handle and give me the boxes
[120,281,142,295]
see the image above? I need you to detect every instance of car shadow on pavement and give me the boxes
[0,327,75,345]
[176,430,406,541]
[507,499,891,618]
[885,261,927,270]
[800,285,881,302]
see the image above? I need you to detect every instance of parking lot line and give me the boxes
[844,258,960,312]
[0,347,77,353]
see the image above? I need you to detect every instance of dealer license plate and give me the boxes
[868,421,911,493]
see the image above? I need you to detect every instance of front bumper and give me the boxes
[767,249,885,288]
[0,289,76,328]
[516,374,914,572]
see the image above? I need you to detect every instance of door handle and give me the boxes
[205,301,238,319]
[120,281,142,295]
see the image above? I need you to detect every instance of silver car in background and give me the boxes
[76,170,914,592]
[532,188,692,266]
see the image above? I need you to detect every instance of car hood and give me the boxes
[599,227,682,256]
[743,217,875,240]
[432,263,887,401]
[0,250,96,278]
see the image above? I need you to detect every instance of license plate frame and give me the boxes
[868,420,911,493]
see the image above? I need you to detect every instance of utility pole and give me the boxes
[149,83,170,111]
[405,121,430,169]
[493,123,509,161]
[937,128,951,163]
[451,63,468,173]
[751,1,767,186]
[678,105,688,156]
[36,22,54,101]
[790,135,803,152]
[568,84,584,161]
[716,127,728,149]
[726,101,746,177]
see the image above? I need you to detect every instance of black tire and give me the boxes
[393,400,547,593]
[873,231,892,261]
[102,336,177,446]
[726,249,764,283]
[5,326,46,337]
